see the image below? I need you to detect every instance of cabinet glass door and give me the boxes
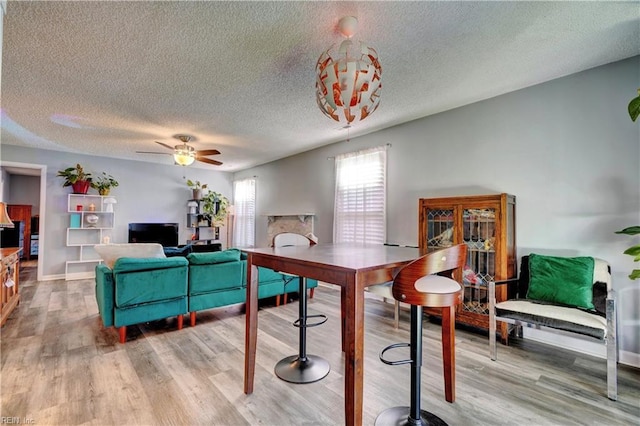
[462,208,496,315]
[426,209,455,251]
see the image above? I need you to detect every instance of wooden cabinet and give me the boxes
[1,247,21,326]
[418,194,516,331]
[8,204,32,260]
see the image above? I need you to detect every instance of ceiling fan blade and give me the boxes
[154,141,175,150]
[136,151,171,155]
[198,157,223,166]
[196,149,221,156]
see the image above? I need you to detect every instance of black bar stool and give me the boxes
[272,233,330,383]
[376,244,467,426]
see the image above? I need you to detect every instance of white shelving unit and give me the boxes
[65,194,115,280]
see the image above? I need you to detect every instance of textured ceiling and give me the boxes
[1,1,639,172]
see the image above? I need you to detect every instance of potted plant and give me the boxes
[201,190,229,226]
[186,179,208,200]
[91,172,119,196]
[56,163,92,194]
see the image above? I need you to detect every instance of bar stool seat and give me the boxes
[376,244,467,426]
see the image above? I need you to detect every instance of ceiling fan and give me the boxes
[136,134,222,166]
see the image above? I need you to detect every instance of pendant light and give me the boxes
[315,16,382,125]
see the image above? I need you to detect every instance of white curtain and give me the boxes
[333,146,386,244]
[233,178,256,248]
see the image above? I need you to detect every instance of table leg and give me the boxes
[442,305,456,403]
[343,274,364,426]
[244,258,259,394]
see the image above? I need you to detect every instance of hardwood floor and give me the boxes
[1,265,639,425]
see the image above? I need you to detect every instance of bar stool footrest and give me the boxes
[293,313,327,328]
[374,406,448,426]
[379,342,412,366]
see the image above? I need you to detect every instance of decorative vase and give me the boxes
[71,180,91,194]
[192,189,202,200]
[85,214,99,228]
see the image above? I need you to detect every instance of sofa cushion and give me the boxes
[95,243,166,268]
[496,299,607,340]
[527,253,595,310]
[189,260,244,294]
[113,258,188,307]
[187,249,241,265]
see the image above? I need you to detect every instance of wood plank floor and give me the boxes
[1,264,639,425]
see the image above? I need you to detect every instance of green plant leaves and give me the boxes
[629,89,640,122]
[615,226,640,235]
[617,224,640,280]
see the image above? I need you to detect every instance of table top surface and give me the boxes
[1,247,22,259]
[242,243,421,272]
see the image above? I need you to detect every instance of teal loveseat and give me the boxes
[95,257,189,343]
[187,249,318,326]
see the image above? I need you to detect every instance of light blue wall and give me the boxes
[234,56,640,360]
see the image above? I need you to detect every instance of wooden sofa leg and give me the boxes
[119,326,127,344]
[190,312,196,327]
[442,306,456,403]
[283,293,288,304]
[276,295,281,307]
[309,288,315,299]
[177,315,184,330]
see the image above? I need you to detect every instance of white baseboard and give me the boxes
[619,350,640,368]
[41,274,66,281]
[523,327,640,368]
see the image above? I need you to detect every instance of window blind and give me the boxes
[333,146,386,244]
[233,178,256,248]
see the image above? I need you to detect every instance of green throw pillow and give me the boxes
[526,253,595,310]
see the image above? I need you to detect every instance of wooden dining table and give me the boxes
[243,243,421,425]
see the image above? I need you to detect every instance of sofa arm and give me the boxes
[95,264,115,327]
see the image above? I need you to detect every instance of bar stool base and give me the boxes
[274,355,330,384]
[374,406,448,426]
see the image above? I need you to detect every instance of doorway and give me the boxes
[0,161,47,282]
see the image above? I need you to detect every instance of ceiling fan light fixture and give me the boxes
[174,145,196,166]
[315,16,382,125]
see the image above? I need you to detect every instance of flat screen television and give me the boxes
[128,223,179,247]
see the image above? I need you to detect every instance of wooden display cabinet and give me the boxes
[8,204,32,260]
[418,194,516,335]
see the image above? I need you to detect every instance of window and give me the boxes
[333,146,386,244]
[233,178,256,247]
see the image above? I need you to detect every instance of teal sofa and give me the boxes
[95,257,189,343]
[187,249,318,326]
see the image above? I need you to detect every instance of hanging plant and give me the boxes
[201,190,229,226]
